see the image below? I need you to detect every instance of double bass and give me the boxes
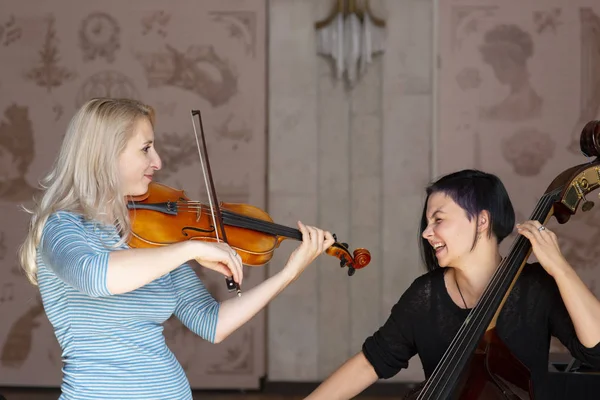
[404,120,600,399]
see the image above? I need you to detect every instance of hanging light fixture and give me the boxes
[315,0,386,87]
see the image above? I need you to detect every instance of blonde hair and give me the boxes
[19,98,155,285]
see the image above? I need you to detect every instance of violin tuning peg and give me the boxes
[341,242,349,249]
[347,267,356,276]
[333,233,338,242]
[340,259,347,268]
[583,199,595,212]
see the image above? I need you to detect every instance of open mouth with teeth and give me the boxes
[432,243,446,255]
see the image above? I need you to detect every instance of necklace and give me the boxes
[454,272,468,309]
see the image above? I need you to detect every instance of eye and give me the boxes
[435,218,442,224]
[142,145,151,153]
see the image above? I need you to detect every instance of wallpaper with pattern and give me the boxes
[0,0,266,388]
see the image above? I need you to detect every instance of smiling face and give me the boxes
[117,117,161,196]
[421,192,480,268]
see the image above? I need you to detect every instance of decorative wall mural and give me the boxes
[0,0,266,389]
[75,70,139,108]
[154,101,176,117]
[79,12,120,63]
[1,297,44,368]
[0,283,14,304]
[24,16,76,92]
[455,67,482,91]
[0,232,6,260]
[533,8,562,34]
[568,8,600,154]
[214,113,252,143]
[450,5,498,51]
[440,0,600,363]
[155,131,199,177]
[52,102,63,121]
[141,10,170,38]
[210,11,257,58]
[558,229,600,272]
[0,15,22,47]
[479,24,542,121]
[501,127,555,176]
[0,104,37,202]
[135,44,238,107]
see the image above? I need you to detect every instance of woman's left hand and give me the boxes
[516,220,571,277]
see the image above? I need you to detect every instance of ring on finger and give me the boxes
[538,225,546,231]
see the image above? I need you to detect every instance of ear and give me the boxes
[477,210,491,234]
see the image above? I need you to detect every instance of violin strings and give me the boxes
[154,202,303,239]
[417,189,559,399]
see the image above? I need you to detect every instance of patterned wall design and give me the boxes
[0,0,266,389]
[438,0,600,354]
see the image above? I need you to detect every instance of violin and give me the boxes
[126,181,371,274]
[126,109,371,296]
[404,120,600,399]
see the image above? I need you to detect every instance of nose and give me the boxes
[152,151,162,171]
[422,224,433,239]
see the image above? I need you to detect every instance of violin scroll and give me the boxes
[325,239,371,276]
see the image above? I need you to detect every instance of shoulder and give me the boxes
[41,211,107,242]
[43,211,86,233]
[405,268,444,295]
[392,268,444,310]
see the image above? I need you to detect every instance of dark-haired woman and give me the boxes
[306,169,600,399]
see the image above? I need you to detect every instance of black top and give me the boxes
[362,263,600,399]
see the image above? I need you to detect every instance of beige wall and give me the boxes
[1,0,600,389]
[267,0,432,383]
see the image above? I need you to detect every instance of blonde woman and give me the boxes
[19,98,334,400]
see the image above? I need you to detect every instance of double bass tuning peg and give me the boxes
[581,193,595,212]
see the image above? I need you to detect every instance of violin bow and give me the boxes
[190,109,242,296]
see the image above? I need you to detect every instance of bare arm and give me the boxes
[517,221,600,347]
[214,221,335,343]
[214,268,294,342]
[305,351,379,400]
[552,266,600,347]
[107,240,242,295]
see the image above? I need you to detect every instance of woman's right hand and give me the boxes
[192,241,244,286]
[283,221,335,282]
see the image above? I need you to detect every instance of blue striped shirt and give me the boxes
[37,211,220,399]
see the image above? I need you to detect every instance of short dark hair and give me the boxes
[419,169,515,271]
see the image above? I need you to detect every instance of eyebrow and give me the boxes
[427,208,445,220]
[142,140,153,145]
